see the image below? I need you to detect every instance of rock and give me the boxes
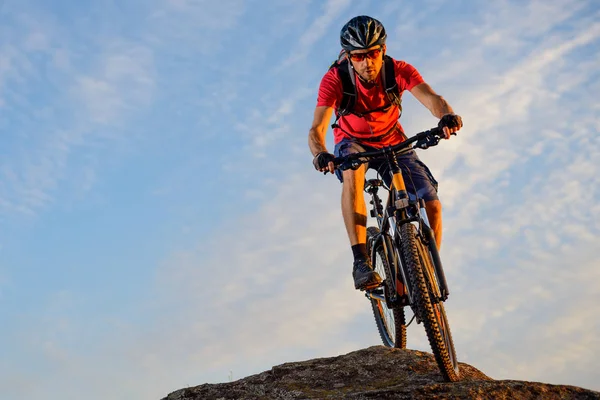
[161,346,600,399]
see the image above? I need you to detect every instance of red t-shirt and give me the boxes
[317,58,424,148]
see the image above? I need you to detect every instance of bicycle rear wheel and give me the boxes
[400,223,460,381]
[367,227,407,349]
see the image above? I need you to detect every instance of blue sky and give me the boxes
[1,0,599,398]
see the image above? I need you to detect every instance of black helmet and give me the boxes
[340,16,387,51]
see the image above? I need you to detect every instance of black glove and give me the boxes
[313,152,335,171]
[438,113,463,130]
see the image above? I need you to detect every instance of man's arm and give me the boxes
[308,105,335,173]
[410,82,454,118]
[410,82,462,137]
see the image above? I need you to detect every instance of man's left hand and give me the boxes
[438,113,463,139]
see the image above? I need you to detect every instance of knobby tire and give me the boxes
[400,223,460,382]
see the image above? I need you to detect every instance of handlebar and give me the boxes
[332,126,448,172]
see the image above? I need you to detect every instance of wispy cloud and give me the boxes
[73,42,155,125]
[149,0,246,55]
[0,13,156,217]
[393,0,600,388]
[148,171,370,386]
[156,0,600,392]
[3,1,600,399]
[278,0,352,70]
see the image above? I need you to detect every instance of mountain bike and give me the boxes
[332,127,460,382]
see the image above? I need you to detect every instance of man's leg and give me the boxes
[341,165,368,246]
[425,199,443,250]
[339,165,382,289]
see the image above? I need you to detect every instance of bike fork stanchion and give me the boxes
[418,199,450,300]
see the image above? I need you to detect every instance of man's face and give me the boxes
[348,44,386,82]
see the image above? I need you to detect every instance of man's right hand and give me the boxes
[438,113,463,138]
[313,152,336,174]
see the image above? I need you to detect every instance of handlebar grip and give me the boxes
[436,126,458,137]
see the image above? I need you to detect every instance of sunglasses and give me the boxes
[348,47,383,62]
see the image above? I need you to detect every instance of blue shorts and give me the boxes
[333,139,439,202]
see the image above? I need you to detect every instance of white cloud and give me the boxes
[144,170,378,387]
[450,243,600,387]
[73,42,155,125]
[1,21,155,216]
[149,0,246,53]
[0,172,376,400]
[277,0,352,69]
[3,1,600,399]
[144,2,600,394]
[401,2,600,390]
[164,0,600,392]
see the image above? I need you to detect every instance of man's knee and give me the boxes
[341,166,366,193]
[425,199,442,215]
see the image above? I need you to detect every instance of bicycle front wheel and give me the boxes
[367,227,407,349]
[400,223,460,381]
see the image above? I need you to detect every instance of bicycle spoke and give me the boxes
[367,227,407,349]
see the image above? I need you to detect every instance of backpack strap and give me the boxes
[350,57,398,117]
[381,55,403,113]
[334,58,356,117]
[330,54,403,133]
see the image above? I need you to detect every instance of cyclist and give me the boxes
[308,15,463,290]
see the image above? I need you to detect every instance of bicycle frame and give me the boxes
[335,128,451,306]
[334,128,461,379]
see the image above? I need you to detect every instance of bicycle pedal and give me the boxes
[361,281,383,291]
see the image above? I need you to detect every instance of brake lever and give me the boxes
[416,134,441,149]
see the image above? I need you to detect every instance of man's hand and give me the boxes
[313,152,336,174]
[438,113,463,139]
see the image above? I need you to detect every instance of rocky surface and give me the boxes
[161,346,600,399]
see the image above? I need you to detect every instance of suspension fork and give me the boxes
[382,148,417,306]
[418,199,450,300]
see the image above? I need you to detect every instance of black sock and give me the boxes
[351,243,368,262]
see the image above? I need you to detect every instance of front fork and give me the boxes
[386,149,450,304]
[418,199,450,301]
